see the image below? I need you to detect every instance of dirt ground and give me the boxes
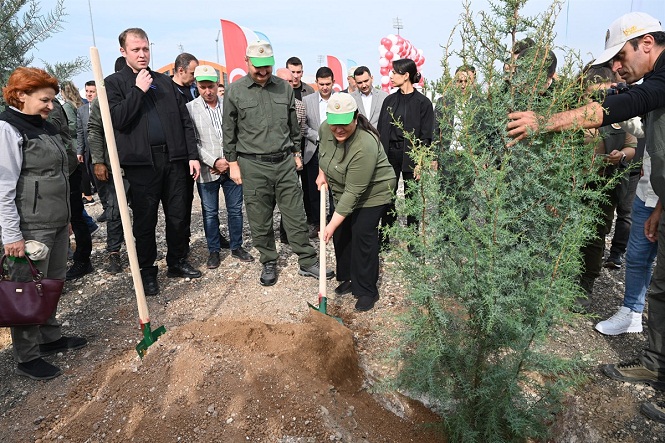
[1,196,664,442]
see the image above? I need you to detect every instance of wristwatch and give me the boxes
[293,153,302,158]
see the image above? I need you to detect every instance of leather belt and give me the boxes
[151,144,168,153]
[237,152,289,163]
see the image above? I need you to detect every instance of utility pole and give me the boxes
[150,42,155,69]
[215,30,221,64]
[393,17,403,35]
[317,55,325,67]
[87,0,96,46]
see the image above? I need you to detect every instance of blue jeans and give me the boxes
[624,196,658,313]
[197,174,244,252]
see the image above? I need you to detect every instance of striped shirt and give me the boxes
[203,98,224,141]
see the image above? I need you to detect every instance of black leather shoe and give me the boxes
[355,295,379,312]
[16,358,62,380]
[299,262,335,280]
[231,247,255,262]
[96,212,107,222]
[334,280,352,295]
[66,260,93,281]
[143,274,160,296]
[260,261,277,286]
[40,336,88,356]
[167,259,202,278]
[207,252,221,269]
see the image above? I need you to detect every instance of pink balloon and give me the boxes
[385,51,394,61]
[381,37,392,49]
[396,35,404,44]
[379,57,389,68]
[416,58,424,66]
[380,66,389,76]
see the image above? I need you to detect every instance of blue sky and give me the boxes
[29,0,665,91]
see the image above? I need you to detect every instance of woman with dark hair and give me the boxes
[0,67,87,380]
[376,58,434,247]
[316,93,395,311]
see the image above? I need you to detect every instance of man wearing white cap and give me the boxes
[186,65,254,269]
[222,40,333,286]
[507,12,665,422]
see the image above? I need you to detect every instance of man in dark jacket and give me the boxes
[105,27,201,295]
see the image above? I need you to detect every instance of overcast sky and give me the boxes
[28,0,665,91]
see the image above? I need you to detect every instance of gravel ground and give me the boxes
[0,194,664,442]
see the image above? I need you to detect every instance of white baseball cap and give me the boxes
[593,12,662,65]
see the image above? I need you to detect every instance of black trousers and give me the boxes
[301,155,320,224]
[333,205,387,298]
[69,165,92,262]
[381,145,417,234]
[122,151,189,269]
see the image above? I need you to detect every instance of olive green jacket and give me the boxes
[318,122,395,217]
[222,75,300,161]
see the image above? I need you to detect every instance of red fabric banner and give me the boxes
[221,19,249,84]
[326,55,344,92]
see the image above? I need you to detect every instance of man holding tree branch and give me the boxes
[507,12,665,423]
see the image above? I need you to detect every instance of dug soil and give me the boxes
[0,196,664,442]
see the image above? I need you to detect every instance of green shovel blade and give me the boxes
[135,322,166,358]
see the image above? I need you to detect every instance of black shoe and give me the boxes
[143,274,160,295]
[219,235,231,250]
[260,261,277,286]
[66,260,93,281]
[40,336,88,356]
[167,259,202,278]
[279,233,289,244]
[355,295,379,312]
[335,280,352,295]
[641,400,665,424]
[107,253,123,274]
[207,252,221,269]
[299,262,334,280]
[16,358,62,380]
[308,224,320,239]
[83,197,95,205]
[96,212,107,222]
[604,253,624,269]
[231,247,255,262]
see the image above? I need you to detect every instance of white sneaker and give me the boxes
[595,307,643,335]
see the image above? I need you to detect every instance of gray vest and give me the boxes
[15,133,71,230]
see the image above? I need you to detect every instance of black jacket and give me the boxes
[377,89,434,172]
[105,65,198,166]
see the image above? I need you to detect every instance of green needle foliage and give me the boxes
[387,1,607,441]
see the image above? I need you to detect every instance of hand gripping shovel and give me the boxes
[90,47,166,358]
[307,184,343,324]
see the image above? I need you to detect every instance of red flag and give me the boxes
[326,55,344,92]
[221,19,249,83]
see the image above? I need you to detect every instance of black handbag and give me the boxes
[0,255,63,326]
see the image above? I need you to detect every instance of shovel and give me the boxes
[90,47,166,358]
[307,184,343,324]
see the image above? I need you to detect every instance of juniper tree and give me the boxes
[388,1,608,441]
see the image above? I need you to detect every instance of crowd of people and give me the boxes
[0,12,664,425]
